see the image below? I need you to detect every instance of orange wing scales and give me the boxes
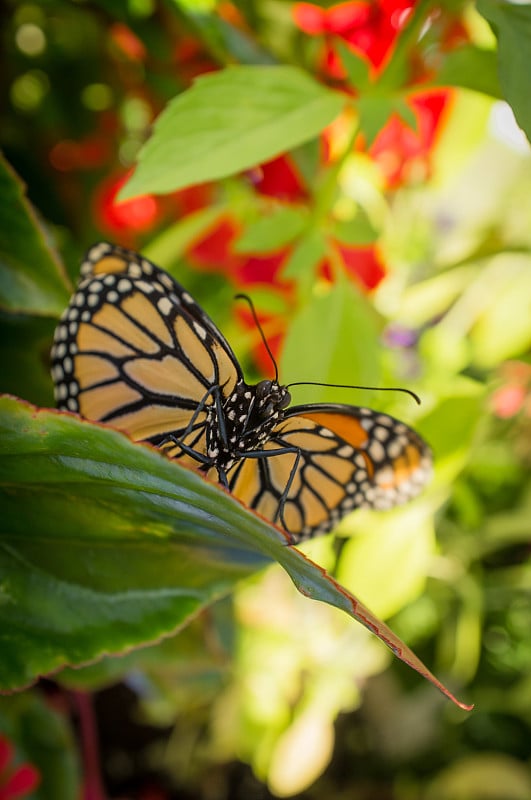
[51,241,240,465]
[226,407,432,541]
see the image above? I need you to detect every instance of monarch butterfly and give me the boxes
[51,242,432,543]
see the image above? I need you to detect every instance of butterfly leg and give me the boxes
[235,444,303,533]
[157,384,226,462]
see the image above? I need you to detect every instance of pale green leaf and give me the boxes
[121,66,345,198]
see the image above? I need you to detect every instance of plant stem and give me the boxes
[72,690,107,800]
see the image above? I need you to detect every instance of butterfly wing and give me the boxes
[51,242,241,460]
[225,403,432,542]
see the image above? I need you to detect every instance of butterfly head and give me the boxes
[255,379,291,420]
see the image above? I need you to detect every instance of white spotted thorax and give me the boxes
[51,242,433,544]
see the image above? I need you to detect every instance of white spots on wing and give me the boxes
[157,296,173,316]
[160,273,174,289]
[368,439,385,462]
[136,280,154,294]
[337,444,354,458]
[193,320,207,340]
[128,263,142,279]
[117,278,132,293]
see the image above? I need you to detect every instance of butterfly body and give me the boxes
[51,242,432,543]
[155,377,292,476]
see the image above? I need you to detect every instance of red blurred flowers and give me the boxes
[293,0,414,76]
[369,88,453,187]
[93,171,164,240]
[293,2,463,187]
[491,362,531,419]
[0,735,40,800]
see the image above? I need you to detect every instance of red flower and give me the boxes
[490,362,531,419]
[248,155,308,203]
[93,171,164,237]
[337,242,386,289]
[321,242,386,291]
[369,89,453,187]
[187,214,294,292]
[49,136,111,172]
[293,0,414,77]
[187,215,242,274]
[237,306,288,376]
[0,735,40,800]
[109,23,147,62]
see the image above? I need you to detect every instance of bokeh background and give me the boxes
[1,1,531,798]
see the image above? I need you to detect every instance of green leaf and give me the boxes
[477,0,531,141]
[435,44,501,98]
[234,206,308,254]
[357,96,396,147]
[332,209,378,246]
[357,92,418,147]
[392,96,418,132]
[337,42,371,91]
[121,66,345,198]
[0,396,471,710]
[0,154,71,316]
[281,228,327,284]
[280,280,381,405]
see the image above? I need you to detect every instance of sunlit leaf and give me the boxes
[121,66,345,198]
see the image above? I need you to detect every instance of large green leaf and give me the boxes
[280,280,381,406]
[477,0,531,142]
[121,66,345,198]
[0,396,471,710]
[435,44,501,98]
[0,154,70,316]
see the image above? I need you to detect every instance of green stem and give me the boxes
[312,116,359,224]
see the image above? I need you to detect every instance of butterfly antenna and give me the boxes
[235,294,279,382]
[286,381,422,405]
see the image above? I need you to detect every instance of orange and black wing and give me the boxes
[226,403,432,542]
[51,242,241,460]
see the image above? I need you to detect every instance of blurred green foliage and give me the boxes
[1,0,531,798]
